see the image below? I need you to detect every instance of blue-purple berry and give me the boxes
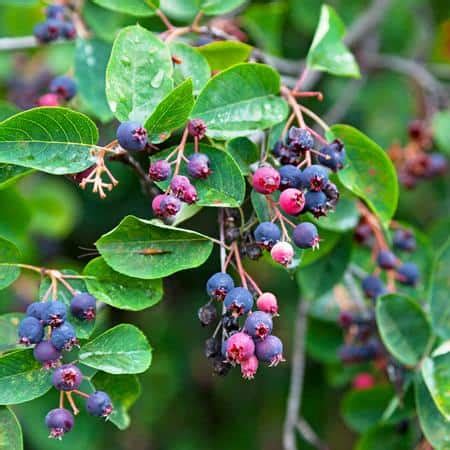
[187,153,211,179]
[160,194,181,216]
[254,222,281,248]
[18,316,44,345]
[86,391,113,417]
[170,175,191,198]
[45,408,74,439]
[304,190,328,217]
[393,229,416,252]
[288,127,314,152]
[292,222,319,249]
[206,272,235,301]
[33,340,61,368]
[396,262,420,286]
[149,160,171,182]
[117,121,148,152]
[224,287,254,316]
[255,335,284,366]
[377,250,397,270]
[46,5,66,19]
[61,22,76,40]
[49,76,77,101]
[244,311,273,340]
[278,165,303,190]
[51,322,77,350]
[52,364,83,391]
[318,139,346,171]
[26,301,48,321]
[301,165,329,191]
[70,292,96,321]
[361,275,387,299]
[44,301,67,327]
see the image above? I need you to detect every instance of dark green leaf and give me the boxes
[0,101,19,122]
[432,110,450,155]
[250,190,271,222]
[0,165,31,190]
[0,406,23,450]
[79,324,152,374]
[0,107,99,174]
[226,137,259,175]
[332,124,399,225]
[92,0,158,16]
[198,41,252,71]
[306,317,341,364]
[376,293,431,366]
[83,257,163,311]
[191,63,288,139]
[106,25,173,123]
[0,237,20,290]
[299,228,341,268]
[355,424,413,450]
[306,5,360,77]
[96,215,213,279]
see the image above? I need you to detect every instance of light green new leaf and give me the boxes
[198,41,253,71]
[79,324,152,374]
[83,257,163,311]
[96,215,213,279]
[0,237,20,290]
[191,63,288,139]
[92,0,158,17]
[432,110,450,155]
[0,406,23,450]
[106,25,173,123]
[306,4,360,77]
[200,0,246,15]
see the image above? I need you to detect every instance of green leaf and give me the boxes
[430,238,450,339]
[153,144,246,207]
[191,63,288,139]
[0,313,24,354]
[0,406,23,450]
[0,188,31,247]
[106,25,173,123]
[91,0,158,16]
[200,0,245,15]
[298,228,341,268]
[376,293,431,366]
[83,257,163,311]
[0,237,20,290]
[355,424,413,450]
[306,317,341,364]
[0,350,51,405]
[332,124,399,225]
[96,215,213,279]
[160,0,198,21]
[421,353,450,420]
[341,385,394,433]
[416,372,450,449]
[306,5,360,77]
[198,41,252,71]
[170,42,211,95]
[226,137,259,175]
[0,166,31,191]
[250,190,271,222]
[0,107,99,175]
[432,110,450,155]
[92,372,140,430]
[0,101,19,122]
[74,39,113,123]
[297,233,352,300]
[145,79,194,143]
[79,324,152,374]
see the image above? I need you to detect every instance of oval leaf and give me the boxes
[96,215,213,279]
[191,63,288,139]
[376,293,431,366]
[83,257,163,311]
[0,406,23,450]
[106,25,173,123]
[200,0,245,15]
[226,137,259,175]
[0,237,20,290]
[432,110,450,155]
[198,41,253,71]
[92,0,158,16]
[79,324,152,374]
[332,124,399,225]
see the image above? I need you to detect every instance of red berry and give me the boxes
[256,292,278,315]
[252,167,280,194]
[226,332,255,364]
[279,188,305,215]
[270,241,294,266]
[352,373,375,390]
[241,355,259,380]
[37,93,60,107]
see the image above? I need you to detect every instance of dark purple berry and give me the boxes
[361,275,387,299]
[222,314,239,332]
[61,22,77,40]
[198,302,217,326]
[149,160,171,182]
[377,250,397,270]
[339,344,379,364]
[45,408,74,439]
[46,5,66,19]
[188,119,207,139]
[396,262,420,286]
[224,287,254,316]
[393,229,416,252]
[52,364,83,391]
[278,165,303,190]
[206,272,235,301]
[212,357,232,376]
[254,222,281,248]
[34,22,52,43]
[339,311,354,328]
[117,121,148,152]
[26,301,48,321]
[425,153,448,177]
[18,316,44,345]
[44,301,67,327]
[86,391,113,417]
[70,292,96,321]
[288,127,314,152]
[33,341,61,368]
[49,76,77,101]
[304,190,328,217]
[293,222,319,249]
[302,165,329,191]
[244,311,273,340]
[323,181,339,206]
[51,322,77,350]
[187,153,211,179]
[244,243,263,260]
[255,335,284,366]
[318,139,346,171]
[160,194,181,216]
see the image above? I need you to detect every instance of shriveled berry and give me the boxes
[254,222,281,248]
[255,335,284,366]
[206,272,235,301]
[279,188,305,216]
[49,76,77,101]
[44,301,67,327]
[26,301,48,321]
[244,243,263,260]
[271,241,294,266]
[318,139,345,171]
[226,332,255,363]
[149,160,171,182]
[51,322,77,350]
[152,194,166,217]
[198,302,217,326]
[18,316,44,345]
[212,357,232,376]
[361,275,386,299]
[352,373,375,390]
[304,190,328,217]
[377,250,397,270]
[222,314,240,332]
[188,119,207,139]
[278,165,303,190]
[205,337,220,358]
[37,93,60,107]
[52,364,83,391]
[393,229,416,252]
[241,355,259,380]
[160,194,181,216]
[187,153,211,179]
[302,165,329,191]
[70,292,96,321]
[293,222,319,249]
[252,167,280,194]
[256,292,278,315]
[33,341,61,368]
[396,262,420,286]
[288,127,314,152]
[224,287,254,315]
[170,175,191,198]
[45,408,74,439]
[86,391,113,418]
[323,181,339,207]
[244,311,273,340]
[116,121,148,151]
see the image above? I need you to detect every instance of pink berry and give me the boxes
[226,332,255,364]
[182,184,198,204]
[352,373,375,390]
[241,355,259,380]
[252,167,280,195]
[256,292,278,315]
[152,194,166,217]
[170,175,191,198]
[270,241,294,266]
[279,188,305,216]
[149,160,171,182]
[37,93,60,107]
[160,195,181,216]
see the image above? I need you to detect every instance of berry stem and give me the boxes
[57,277,76,295]
[292,91,324,101]
[299,105,330,132]
[173,127,190,177]
[281,113,296,140]
[65,392,79,415]
[243,270,263,296]
[305,126,328,146]
[232,242,248,288]
[72,390,90,399]
[42,284,53,302]
[59,391,64,409]
[357,202,389,251]
[281,86,306,129]
[154,8,175,30]
[293,67,309,93]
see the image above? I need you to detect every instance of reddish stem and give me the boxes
[232,242,248,288]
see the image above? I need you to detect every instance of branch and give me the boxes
[296,418,330,450]
[0,36,38,51]
[283,298,310,450]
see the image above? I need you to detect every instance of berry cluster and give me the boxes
[200,272,283,379]
[37,75,77,107]
[389,119,448,189]
[34,5,76,44]
[18,292,113,439]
